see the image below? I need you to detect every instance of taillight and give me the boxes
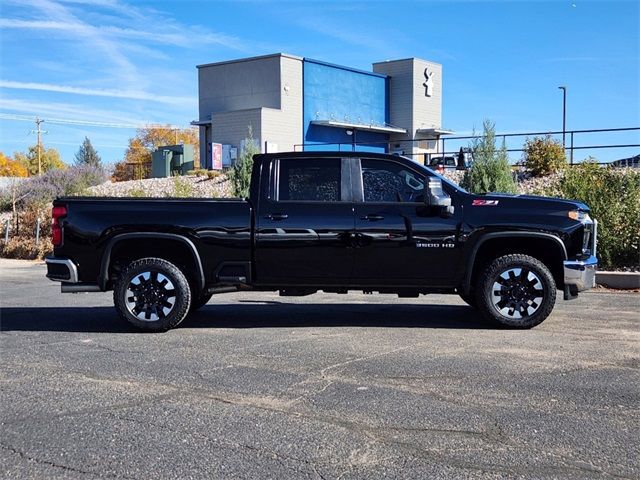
[52,205,67,247]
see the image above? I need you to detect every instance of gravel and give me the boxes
[87,174,233,198]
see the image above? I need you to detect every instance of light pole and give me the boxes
[558,86,567,148]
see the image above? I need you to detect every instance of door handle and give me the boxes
[362,214,384,221]
[265,213,289,221]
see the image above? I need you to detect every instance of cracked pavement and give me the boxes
[0,259,638,479]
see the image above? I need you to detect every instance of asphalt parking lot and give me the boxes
[0,259,638,479]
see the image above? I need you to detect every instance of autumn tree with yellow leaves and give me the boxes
[113,125,199,181]
[0,152,29,177]
[13,145,65,176]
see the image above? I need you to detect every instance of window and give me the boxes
[278,158,342,202]
[362,159,425,203]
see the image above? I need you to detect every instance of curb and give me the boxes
[596,271,640,290]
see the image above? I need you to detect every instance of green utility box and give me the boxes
[151,144,195,178]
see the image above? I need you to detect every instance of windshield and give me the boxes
[400,155,468,194]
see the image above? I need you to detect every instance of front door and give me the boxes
[255,157,355,285]
[352,158,462,286]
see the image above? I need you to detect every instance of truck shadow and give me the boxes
[0,303,494,333]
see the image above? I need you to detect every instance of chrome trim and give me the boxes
[45,256,79,283]
[564,255,598,291]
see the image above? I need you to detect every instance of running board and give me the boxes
[61,283,102,293]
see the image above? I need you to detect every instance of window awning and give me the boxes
[311,120,407,135]
[416,128,455,137]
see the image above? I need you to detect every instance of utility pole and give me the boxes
[33,117,46,175]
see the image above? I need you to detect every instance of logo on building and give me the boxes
[423,68,434,97]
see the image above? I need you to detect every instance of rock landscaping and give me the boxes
[88,174,233,198]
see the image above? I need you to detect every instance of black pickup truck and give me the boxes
[46,152,598,331]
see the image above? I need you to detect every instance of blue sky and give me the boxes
[0,0,638,164]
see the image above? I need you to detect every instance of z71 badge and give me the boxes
[472,199,499,206]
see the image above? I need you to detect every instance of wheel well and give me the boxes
[104,237,202,291]
[469,236,565,290]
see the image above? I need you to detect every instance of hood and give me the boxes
[481,193,590,213]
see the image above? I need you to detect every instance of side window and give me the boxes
[362,159,425,203]
[278,158,342,202]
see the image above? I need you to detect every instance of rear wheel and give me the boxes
[114,257,191,332]
[476,254,556,329]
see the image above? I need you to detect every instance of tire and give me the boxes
[476,254,556,329]
[190,291,213,312]
[114,257,191,332]
[458,291,477,308]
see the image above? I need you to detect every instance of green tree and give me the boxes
[461,120,517,194]
[14,145,65,176]
[74,137,101,167]
[523,135,567,176]
[229,126,259,198]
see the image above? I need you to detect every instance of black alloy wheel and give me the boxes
[476,254,556,329]
[114,257,191,332]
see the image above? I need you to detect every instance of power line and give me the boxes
[0,112,195,130]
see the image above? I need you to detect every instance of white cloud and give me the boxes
[0,80,197,106]
[0,98,151,126]
[0,18,248,51]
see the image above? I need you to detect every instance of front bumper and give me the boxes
[564,255,598,291]
[563,218,598,296]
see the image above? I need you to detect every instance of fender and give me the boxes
[462,231,567,295]
[99,232,205,291]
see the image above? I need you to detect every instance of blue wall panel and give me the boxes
[303,59,389,152]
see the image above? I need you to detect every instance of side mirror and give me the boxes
[426,178,452,208]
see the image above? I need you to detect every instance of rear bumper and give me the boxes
[45,256,78,283]
[563,255,598,292]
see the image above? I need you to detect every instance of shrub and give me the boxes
[461,120,517,194]
[17,164,108,209]
[187,169,209,177]
[206,170,222,180]
[553,162,640,270]
[127,188,147,198]
[229,126,259,198]
[523,135,567,176]
[172,176,194,198]
[1,236,52,260]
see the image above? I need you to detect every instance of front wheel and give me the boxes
[114,257,192,332]
[476,254,556,329]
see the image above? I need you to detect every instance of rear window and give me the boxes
[277,158,342,202]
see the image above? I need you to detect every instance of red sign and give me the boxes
[211,143,222,170]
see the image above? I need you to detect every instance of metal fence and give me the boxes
[294,126,640,165]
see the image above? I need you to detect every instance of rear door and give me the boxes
[255,157,355,285]
[352,157,462,286]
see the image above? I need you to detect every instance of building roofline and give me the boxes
[372,57,442,67]
[303,58,388,79]
[197,53,303,69]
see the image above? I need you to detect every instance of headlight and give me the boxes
[568,210,591,222]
